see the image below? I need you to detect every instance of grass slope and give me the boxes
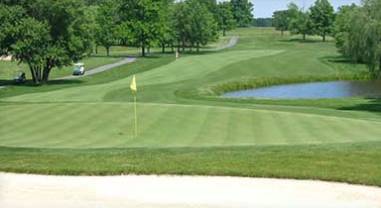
[1,28,380,186]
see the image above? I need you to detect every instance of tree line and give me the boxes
[0,0,254,84]
[273,0,334,41]
[273,0,381,78]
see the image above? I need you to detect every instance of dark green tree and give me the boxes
[0,0,93,84]
[216,1,236,36]
[273,10,289,35]
[333,4,358,55]
[288,4,314,41]
[187,0,218,51]
[96,0,119,56]
[309,0,335,42]
[118,0,162,57]
[230,0,254,27]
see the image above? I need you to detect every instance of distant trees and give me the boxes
[253,18,273,27]
[272,0,334,41]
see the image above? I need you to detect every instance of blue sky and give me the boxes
[251,0,361,18]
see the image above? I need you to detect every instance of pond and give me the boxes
[223,80,381,99]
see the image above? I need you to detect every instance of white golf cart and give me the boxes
[72,63,85,76]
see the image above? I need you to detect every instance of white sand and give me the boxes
[0,173,380,208]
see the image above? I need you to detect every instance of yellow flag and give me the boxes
[130,75,137,93]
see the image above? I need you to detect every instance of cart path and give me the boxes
[1,173,380,208]
[0,57,136,89]
[212,36,239,51]
[56,57,136,80]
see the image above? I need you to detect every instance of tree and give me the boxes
[288,4,313,41]
[334,0,381,78]
[309,0,335,42]
[0,0,93,84]
[216,1,236,36]
[333,4,358,55]
[172,1,191,52]
[273,10,289,35]
[157,0,176,53]
[96,0,119,56]
[230,0,254,27]
[187,0,218,52]
[118,0,162,57]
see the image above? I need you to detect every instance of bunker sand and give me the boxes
[1,173,381,208]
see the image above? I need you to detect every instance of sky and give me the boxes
[248,0,361,18]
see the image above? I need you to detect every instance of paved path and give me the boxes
[0,57,136,90]
[212,36,239,51]
[56,57,136,80]
[1,173,380,208]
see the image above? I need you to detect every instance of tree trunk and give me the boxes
[95,45,98,54]
[141,45,146,57]
[42,66,52,83]
[29,65,37,84]
[197,42,200,52]
[281,30,284,36]
[223,29,226,36]
[303,33,306,41]
[147,47,151,54]
[162,44,165,53]
[106,47,110,56]
[322,32,326,42]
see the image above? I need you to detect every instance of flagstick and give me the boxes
[134,95,138,138]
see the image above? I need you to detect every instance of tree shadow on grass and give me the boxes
[0,79,83,87]
[338,98,381,113]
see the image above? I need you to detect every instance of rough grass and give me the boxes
[0,142,380,186]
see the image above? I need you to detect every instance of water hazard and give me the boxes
[223,80,381,99]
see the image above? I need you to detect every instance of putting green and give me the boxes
[1,102,381,148]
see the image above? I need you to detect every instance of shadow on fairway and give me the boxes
[339,98,381,113]
[0,79,83,87]
[279,38,332,44]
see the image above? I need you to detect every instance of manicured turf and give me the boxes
[1,28,380,186]
[1,102,381,148]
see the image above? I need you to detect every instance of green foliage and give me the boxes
[230,0,254,27]
[309,0,335,42]
[119,0,163,57]
[333,4,358,56]
[95,0,120,56]
[0,0,93,84]
[288,5,313,40]
[171,0,218,51]
[216,1,236,36]
[272,10,289,35]
[334,0,381,78]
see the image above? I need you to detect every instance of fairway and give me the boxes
[1,28,381,186]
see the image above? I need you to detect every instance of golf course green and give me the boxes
[1,28,380,186]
